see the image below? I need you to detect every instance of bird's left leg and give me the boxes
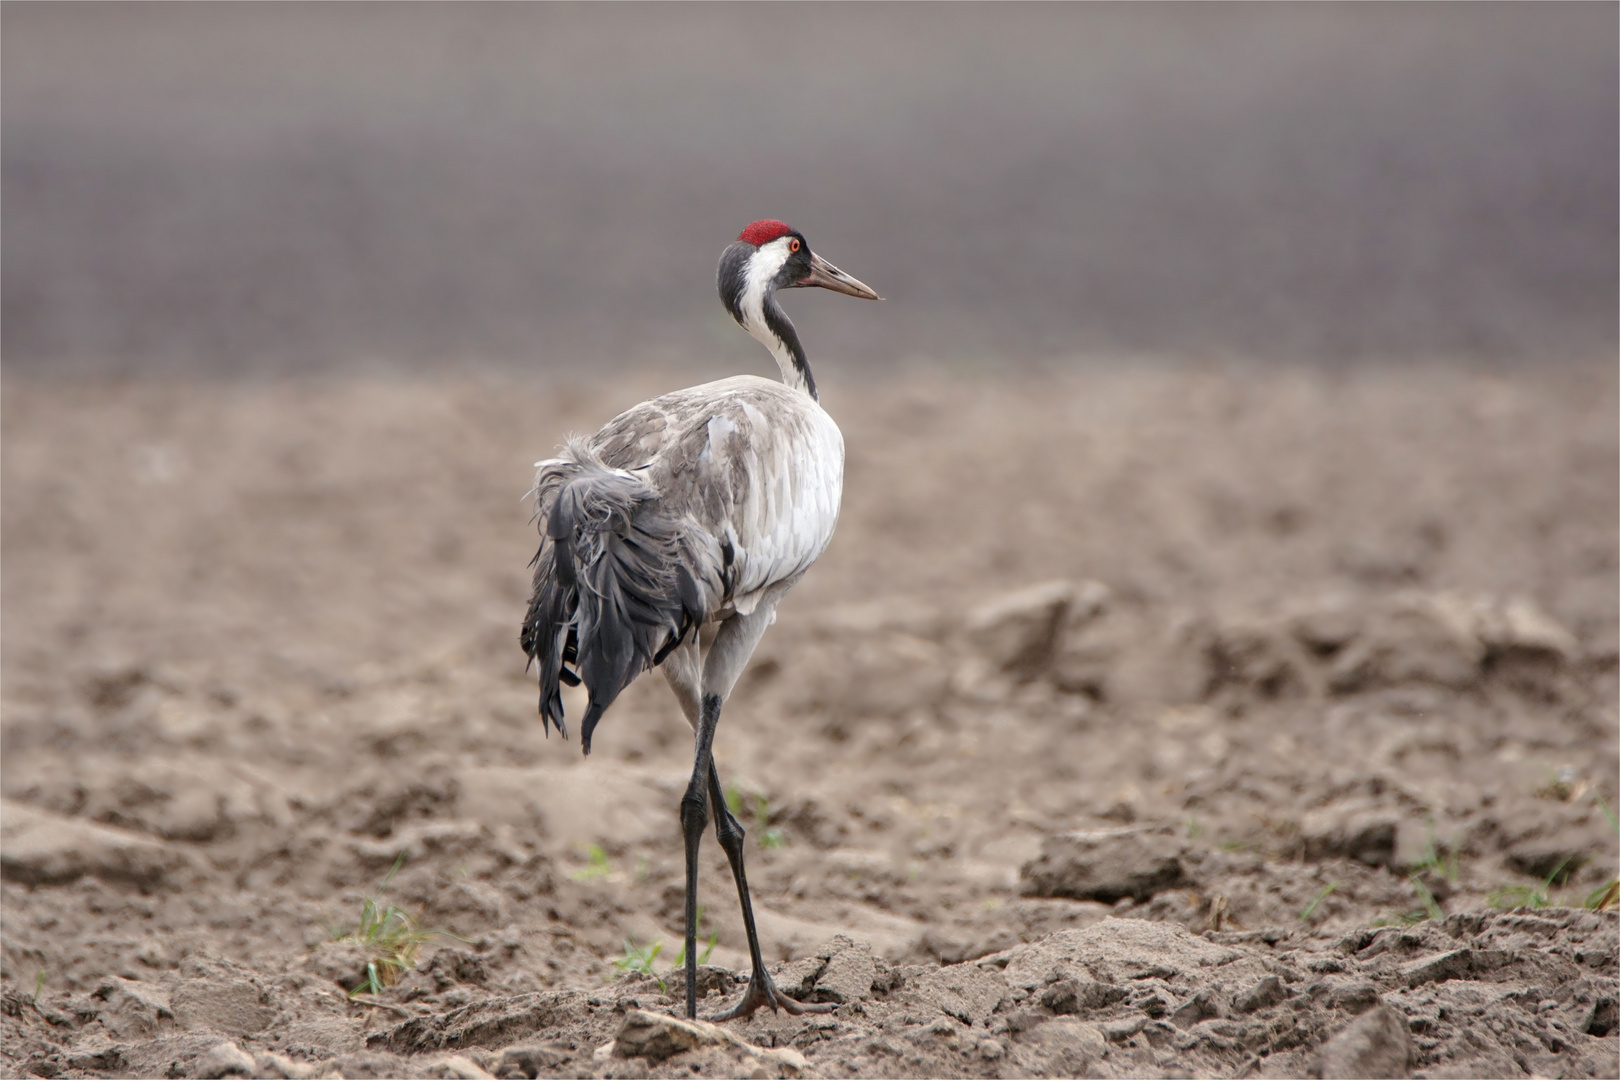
[685,598,833,1022]
[703,755,834,1021]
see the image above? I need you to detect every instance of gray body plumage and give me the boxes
[522,374,844,752]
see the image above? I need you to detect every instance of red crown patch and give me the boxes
[737,220,794,246]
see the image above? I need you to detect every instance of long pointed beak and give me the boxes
[796,251,882,300]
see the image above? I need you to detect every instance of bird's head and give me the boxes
[717,221,879,398]
[718,220,880,324]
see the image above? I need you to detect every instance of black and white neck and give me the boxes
[718,233,818,400]
[717,220,881,401]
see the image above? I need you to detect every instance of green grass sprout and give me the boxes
[1596,796,1619,836]
[1373,876,1446,927]
[1489,855,1576,911]
[753,794,786,850]
[673,933,717,968]
[726,781,786,849]
[1389,823,1458,924]
[1410,824,1459,885]
[1299,883,1338,923]
[1410,877,1445,922]
[611,903,720,995]
[328,853,440,998]
[570,844,613,882]
[1584,878,1619,911]
[612,938,666,992]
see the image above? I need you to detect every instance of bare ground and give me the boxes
[2,361,1616,1078]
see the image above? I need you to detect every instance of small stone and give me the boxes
[996,1008,1047,1035]
[1001,919,1239,991]
[1399,949,1473,988]
[1289,596,1362,654]
[1171,988,1223,1028]
[497,1045,566,1078]
[304,940,372,992]
[769,956,826,1001]
[1206,618,1310,698]
[438,1055,495,1079]
[196,1041,257,1079]
[611,1010,808,1074]
[173,978,276,1036]
[965,581,1076,679]
[1299,802,1401,868]
[668,964,738,1004]
[1233,975,1288,1013]
[93,976,175,1040]
[1131,988,1172,1018]
[600,1058,650,1080]
[1345,593,1489,691]
[1328,981,1381,1014]
[1478,596,1577,658]
[64,1036,125,1074]
[1020,827,1189,903]
[0,799,195,888]
[912,963,1008,1026]
[256,1053,319,1080]
[1040,977,1126,1014]
[811,937,876,1004]
[1310,1003,1412,1079]
[1585,996,1618,1038]
[1014,1018,1108,1075]
[1103,1016,1147,1042]
[614,1012,707,1062]
[977,1037,1005,1060]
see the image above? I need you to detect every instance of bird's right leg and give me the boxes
[679,692,721,1019]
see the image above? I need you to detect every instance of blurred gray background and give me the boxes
[3,2,1616,377]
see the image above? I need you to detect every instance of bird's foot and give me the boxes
[706,968,835,1022]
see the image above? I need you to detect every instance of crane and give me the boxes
[521,220,880,1020]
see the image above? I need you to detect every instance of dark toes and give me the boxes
[708,971,837,1022]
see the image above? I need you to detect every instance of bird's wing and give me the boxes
[587,375,844,609]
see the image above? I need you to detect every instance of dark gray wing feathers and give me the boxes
[521,440,712,754]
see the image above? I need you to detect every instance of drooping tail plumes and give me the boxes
[521,441,711,754]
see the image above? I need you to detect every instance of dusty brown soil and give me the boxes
[2,362,1617,1079]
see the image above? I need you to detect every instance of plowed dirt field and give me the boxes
[3,362,1616,1078]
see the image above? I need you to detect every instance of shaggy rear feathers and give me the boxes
[521,440,712,754]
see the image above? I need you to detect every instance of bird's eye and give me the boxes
[789,238,801,253]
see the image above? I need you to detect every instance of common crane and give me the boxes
[521,220,879,1020]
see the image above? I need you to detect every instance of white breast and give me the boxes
[584,374,845,619]
[727,398,843,603]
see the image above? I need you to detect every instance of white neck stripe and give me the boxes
[738,238,810,394]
